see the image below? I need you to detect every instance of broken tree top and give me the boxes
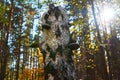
[41,4,70,51]
[41,4,69,27]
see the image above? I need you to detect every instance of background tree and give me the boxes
[0,0,13,79]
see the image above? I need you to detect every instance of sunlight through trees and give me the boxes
[0,0,120,80]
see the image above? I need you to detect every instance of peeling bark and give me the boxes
[40,4,77,80]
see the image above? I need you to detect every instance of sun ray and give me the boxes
[101,6,114,23]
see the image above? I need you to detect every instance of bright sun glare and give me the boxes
[100,5,115,34]
[101,6,114,22]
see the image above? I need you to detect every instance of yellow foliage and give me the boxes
[37,48,43,57]
[19,68,44,80]
[32,52,37,57]
[89,43,95,49]
[36,48,44,64]
[18,48,45,80]
[39,77,44,80]
[39,57,43,63]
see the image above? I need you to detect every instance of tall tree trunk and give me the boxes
[80,1,96,80]
[0,0,14,79]
[90,0,109,80]
[110,36,120,80]
[15,21,22,80]
[105,46,113,80]
[15,52,20,80]
[41,4,77,80]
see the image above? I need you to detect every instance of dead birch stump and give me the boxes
[40,4,78,80]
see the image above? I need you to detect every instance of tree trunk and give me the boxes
[15,20,22,80]
[15,52,20,80]
[99,46,109,80]
[110,36,120,80]
[40,4,77,80]
[90,0,109,79]
[0,0,14,79]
